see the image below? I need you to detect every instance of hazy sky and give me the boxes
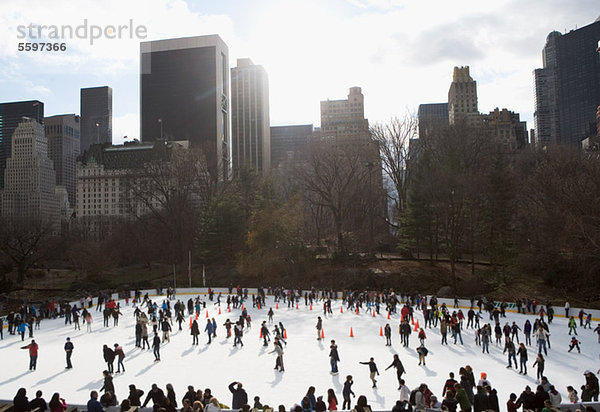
[0,0,597,144]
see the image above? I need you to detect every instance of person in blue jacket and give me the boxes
[205,319,214,344]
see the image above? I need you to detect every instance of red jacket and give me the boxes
[23,342,38,356]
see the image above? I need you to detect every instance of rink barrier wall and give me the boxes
[2,289,600,324]
[0,404,598,412]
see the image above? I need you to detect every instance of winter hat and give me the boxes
[584,370,592,375]
[481,373,487,379]
[66,337,70,341]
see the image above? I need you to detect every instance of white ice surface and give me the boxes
[0,296,597,409]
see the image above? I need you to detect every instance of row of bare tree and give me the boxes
[1,117,599,296]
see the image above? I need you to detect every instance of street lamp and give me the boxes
[95,122,100,144]
[158,118,163,140]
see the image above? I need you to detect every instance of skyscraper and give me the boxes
[231,58,270,175]
[320,87,370,141]
[533,19,600,147]
[140,34,230,181]
[418,103,449,139]
[0,100,44,190]
[45,114,81,207]
[270,124,313,169]
[448,66,480,126]
[80,86,112,153]
[1,118,60,231]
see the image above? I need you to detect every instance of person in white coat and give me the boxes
[205,398,221,412]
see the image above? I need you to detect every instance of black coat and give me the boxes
[473,390,489,412]
[13,395,29,412]
[228,382,248,409]
[128,389,144,406]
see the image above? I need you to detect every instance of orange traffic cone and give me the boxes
[379,326,383,336]
[355,307,359,315]
[340,306,343,313]
[296,303,299,310]
[310,304,313,311]
[241,305,245,311]
[258,303,261,309]
[411,317,414,325]
[372,310,376,317]
[195,312,198,320]
[387,312,391,319]
[228,305,231,312]
[206,310,209,318]
[350,327,354,337]
[321,329,325,339]
[284,330,288,339]
[218,307,221,315]
[276,303,279,309]
[189,317,193,328]
[414,320,419,332]
[260,328,263,338]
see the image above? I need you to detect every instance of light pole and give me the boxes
[158,118,163,140]
[95,122,100,144]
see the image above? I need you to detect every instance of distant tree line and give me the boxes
[0,117,599,298]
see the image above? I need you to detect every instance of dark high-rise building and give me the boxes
[80,86,112,153]
[140,35,230,181]
[0,100,44,190]
[534,18,600,147]
[270,124,313,169]
[231,58,270,176]
[417,103,449,138]
[45,114,81,206]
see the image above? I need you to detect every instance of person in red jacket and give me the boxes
[21,339,39,370]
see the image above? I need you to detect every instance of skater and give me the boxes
[211,318,217,338]
[261,321,270,346]
[316,316,323,340]
[152,332,161,361]
[517,343,527,375]
[191,319,200,345]
[161,318,171,343]
[21,339,38,371]
[103,344,115,373]
[234,321,244,347]
[534,326,549,355]
[268,307,274,323]
[503,337,517,369]
[568,316,577,335]
[384,324,392,346]
[416,343,428,366]
[342,375,355,410]
[329,340,340,374]
[568,336,581,353]
[228,382,248,410]
[100,370,115,394]
[359,357,380,388]
[223,319,232,338]
[532,353,545,381]
[204,318,214,344]
[64,338,74,369]
[524,320,532,346]
[114,343,125,373]
[385,354,406,389]
[418,328,426,345]
[269,337,284,372]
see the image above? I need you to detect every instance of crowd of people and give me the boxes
[2,288,600,412]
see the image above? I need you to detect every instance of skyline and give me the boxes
[0,0,597,145]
